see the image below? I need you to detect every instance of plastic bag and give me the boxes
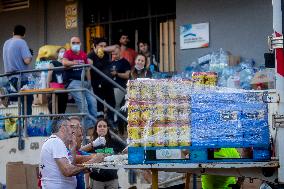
[4,114,18,136]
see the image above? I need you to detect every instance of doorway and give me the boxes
[83,0,176,71]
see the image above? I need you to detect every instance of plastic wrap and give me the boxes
[127,79,270,149]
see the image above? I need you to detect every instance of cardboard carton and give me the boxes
[33,94,48,105]
[6,162,39,189]
[228,55,241,66]
[251,68,275,90]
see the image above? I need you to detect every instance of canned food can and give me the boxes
[167,126,179,147]
[178,126,191,146]
[127,127,141,147]
[153,127,165,147]
[128,102,141,124]
[140,127,153,147]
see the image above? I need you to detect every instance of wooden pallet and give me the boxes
[128,146,271,164]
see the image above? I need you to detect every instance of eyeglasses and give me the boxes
[70,124,80,128]
[71,42,80,44]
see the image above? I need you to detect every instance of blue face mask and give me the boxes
[71,44,80,52]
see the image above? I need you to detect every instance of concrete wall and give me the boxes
[46,0,81,46]
[0,0,44,73]
[0,0,82,73]
[176,0,273,71]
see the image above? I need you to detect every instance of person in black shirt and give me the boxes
[46,47,68,114]
[81,118,126,189]
[88,38,115,124]
[110,46,131,127]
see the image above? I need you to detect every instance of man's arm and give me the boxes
[23,57,32,65]
[80,143,93,152]
[55,157,86,177]
[116,70,130,80]
[103,45,119,53]
[75,154,97,164]
[88,58,93,65]
[62,58,78,67]
[86,69,91,81]
[55,153,105,177]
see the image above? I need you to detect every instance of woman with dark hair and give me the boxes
[47,47,68,114]
[81,118,126,189]
[130,53,152,80]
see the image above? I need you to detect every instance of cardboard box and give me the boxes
[33,94,48,105]
[228,55,241,66]
[6,162,39,189]
[6,162,27,189]
[241,178,262,189]
[251,68,275,90]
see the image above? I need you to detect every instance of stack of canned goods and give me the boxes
[127,79,191,147]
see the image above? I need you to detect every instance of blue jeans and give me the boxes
[8,78,33,115]
[67,80,97,129]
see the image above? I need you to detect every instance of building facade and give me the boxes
[0,0,272,73]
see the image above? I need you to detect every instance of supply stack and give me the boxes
[127,79,271,164]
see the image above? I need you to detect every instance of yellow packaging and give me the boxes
[127,127,141,147]
[128,102,140,124]
[177,103,190,122]
[178,126,190,146]
[155,103,166,122]
[140,103,152,122]
[127,81,141,100]
[140,127,153,147]
[192,72,205,85]
[166,104,176,122]
[204,72,218,86]
[153,127,166,147]
[140,81,155,101]
[167,126,179,147]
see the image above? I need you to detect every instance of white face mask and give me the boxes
[58,51,65,59]
[135,64,144,71]
[71,44,80,52]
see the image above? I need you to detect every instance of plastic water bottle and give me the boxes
[28,74,35,89]
[0,115,4,139]
[40,72,47,89]
[260,183,272,189]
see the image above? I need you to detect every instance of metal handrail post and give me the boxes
[89,64,126,93]
[81,66,88,143]
[85,89,127,122]
[17,72,24,150]
[24,95,27,137]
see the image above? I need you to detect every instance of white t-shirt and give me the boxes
[40,135,77,189]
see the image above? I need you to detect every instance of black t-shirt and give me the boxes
[49,60,64,83]
[87,51,112,87]
[89,136,126,182]
[110,58,131,88]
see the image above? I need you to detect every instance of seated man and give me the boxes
[62,36,97,130]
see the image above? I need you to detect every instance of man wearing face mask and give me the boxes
[62,37,97,130]
[87,38,115,125]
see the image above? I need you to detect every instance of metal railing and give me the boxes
[0,64,127,149]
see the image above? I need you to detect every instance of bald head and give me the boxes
[71,37,81,44]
